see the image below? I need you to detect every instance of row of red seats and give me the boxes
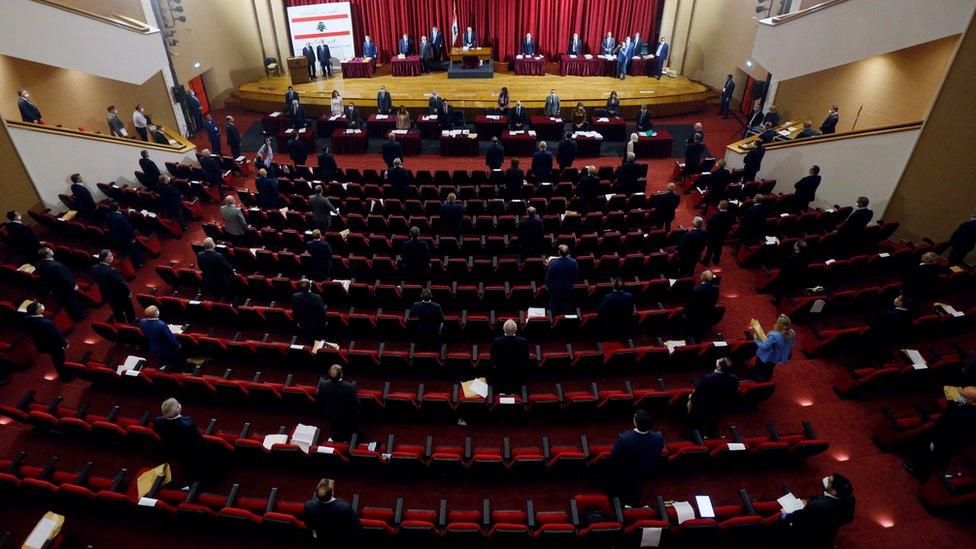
[872,399,948,450]
[96,182,204,220]
[919,461,976,511]
[0,239,137,280]
[0,450,810,547]
[736,222,899,268]
[809,305,974,358]
[833,338,974,397]
[0,261,103,305]
[27,210,162,255]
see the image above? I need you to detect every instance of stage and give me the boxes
[233,69,708,118]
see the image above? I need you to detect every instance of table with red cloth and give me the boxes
[262,112,292,135]
[367,114,397,139]
[316,114,346,138]
[589,116,627,141]
[330,128,368,154]
[416,114,441,140]
[391,129,422,156]
[529,115,565,141]
[634,129,674,159]
[514,56,546,76]
[559,55,615,77]
[572,133,603,157]
[501,130,538,156]
[629,57,652,76]
[275,126,315,152]
[390,55,422,77]
[475,115,508,140]
[439,132,479,156]
[341,58,375,78]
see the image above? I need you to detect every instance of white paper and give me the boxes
[824,259,836,265]
[664,340,686,354]
[137,497,158,507]
[695,495,715,518]
[727,442,746,451]
[469,378,489,398]
[712,341,728,348]
[527,307,547,319]
[269,112,281,118]
[668,278,677,287]
[938,304,964,317]
[564,314,579,320]
[316,445,336,454]
[188,300,202,306]
[778,493,805,513]
[124,368,141,377]
[290,344,304,350]
[262,434,289,450]
[903,349,927,368]
[764,236,780,246]
[168,324,184,334]
[367,441,378,452]
[375,115,389,120]
[810,299,826,314]
[499,396,517,405]
[291,423,319,453]
[673,501,696,524]
[878,252,891,258]
[123,355,145,370]
[25,517,59,548]
[640,527,662,547]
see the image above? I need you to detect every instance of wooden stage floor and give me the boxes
[234,70,707,117]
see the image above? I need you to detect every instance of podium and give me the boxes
[287,56,310,84]
[448,47,493,79]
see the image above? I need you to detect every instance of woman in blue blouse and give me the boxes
[751,314,796,381]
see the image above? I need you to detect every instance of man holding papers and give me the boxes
[607,409,664,505]
[780,473,855,547]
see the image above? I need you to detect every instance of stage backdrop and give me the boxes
[286,1,356,67]
[284,0,662,63]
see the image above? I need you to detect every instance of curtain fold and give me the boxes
[285,0,661,62]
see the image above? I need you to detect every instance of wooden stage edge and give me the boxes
[234,72,707,118]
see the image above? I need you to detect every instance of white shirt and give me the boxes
[133,110,147,129]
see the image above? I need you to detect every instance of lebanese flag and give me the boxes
[290,12,351,41]
[450,1,459,46]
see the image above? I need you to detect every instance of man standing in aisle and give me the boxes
[720,74,735,118]
[186,90,203,134]
[24,301,71,381]
[544,89,561,117]
[377,86,394,115]
[651,37,669,79]
[92,250,136,323]
[225,116,242,159]
[204,114,222,156]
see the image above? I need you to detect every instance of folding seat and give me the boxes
[422,384,457,418]
[488,507,532,547]
[532,508,578,546]
[603,342,637,370]
[573,494,623,545]
[443,506,485,548]
[496,258,521,280]
[737,380,776,407]
[562,384,600,415]
[399,505,442,547]
[547,437,589,473]
[462,442,502,477]
[347,342,381,368]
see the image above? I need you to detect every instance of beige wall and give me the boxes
[886,16,976,244]
[0,121,42,216]
[0,55,178,135]
[773,36,957,131]
[57,0,146,21]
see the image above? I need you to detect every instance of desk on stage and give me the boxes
[341,58,375,78]
[391,130,422,156]
[448,47,494,79]
[262,112,292,135]
[391,55,422,77]
[559,55,615,77]
[572,133,604,157]
[317,114,346,138]
[529,116,565,140]
[367,114,397,138]
[440,131,479,156]
[635,130,674,159]
[416,114,441,139]
[590,116,627,141]
[475,115,507,140]
[501,130,538,156]
[331,128,368,154]
[515,55,546,76]
[276,126,315,152]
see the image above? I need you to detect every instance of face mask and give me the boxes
[822,476,831,492]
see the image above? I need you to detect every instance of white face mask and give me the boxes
[822,476,831,493]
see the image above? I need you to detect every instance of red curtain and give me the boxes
[284,0,661,62]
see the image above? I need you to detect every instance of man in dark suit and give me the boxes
[651,37,669,79]
[316,40,332,77]
[381,132,403,168]
[684,270,720,342]
[428,91,443,116]
[69,173,97,220]
[398,33,413,55]
[651,183,680,232]
[186,90,203,134]
[290,100,307,129]
[600,32,616,56]
[738,194,770,245]
[683,134,705,176]
[485,136,505,170]
[376,85,393,115]
[256,168,282,209]
[505,158,525,199]
[92,250,135,323]
[704,200,735,265]
[439,192,464,238]
[292,279,328,341]
[757,122,777,144]
[676,216,708,277]
[491,319,529,394]
[157,174,188,230]
[204,114,222,155]
[139,305,187,371]
[781,473,855,548]
[720,74,735,117]
[687,358,739,437]
[344,102,362,130]
[419,35,433,72]
[545,244,578,316]
[386,158,411,199]
[763,106,781,127]
[153,398,210,485]
[303,478,361,546]
[198,149,224,187]
[522,33,537,56]
[556,132,577,171]
[902,252,943,302]
[462,26,477,48]
[287,135,307,166]
[795,120,816,139]
[531,141,553,182]
[429,26,444,60]
[440,100,456,130]
[139,150,162,189]
[315,365,361,443]
[867,294,913,349]
[302,43,317,78]
[17,89,42,122]
[317,148,339,182]
[4,211,41,257]
[309,185,338,233]
[577,166,600,213]
[509,100,529,130]
[35,247,84,320]
[792,165,821,211]
[225,115,242,158]
[24,301,70,380]
[616,152,641,194]
[567,32,584,55]
[773,240,811,304]
[197,237,235,295]
[306,230,333,280]
[362,35,378,63]
[635,105,653,132]
[819,105,839,134]
[702,159,732,210]
[105,200,144,267]
[409,288,444,349]
[742,140,765,182]
[598,277,636,338]
[284,86,300,111]
[607,409,664,506]
[399,226,430,281]
[836,196,873,239]
[948,210,976,265]
[518,207,545,257]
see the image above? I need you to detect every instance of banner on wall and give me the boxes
[286,2,355,68]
